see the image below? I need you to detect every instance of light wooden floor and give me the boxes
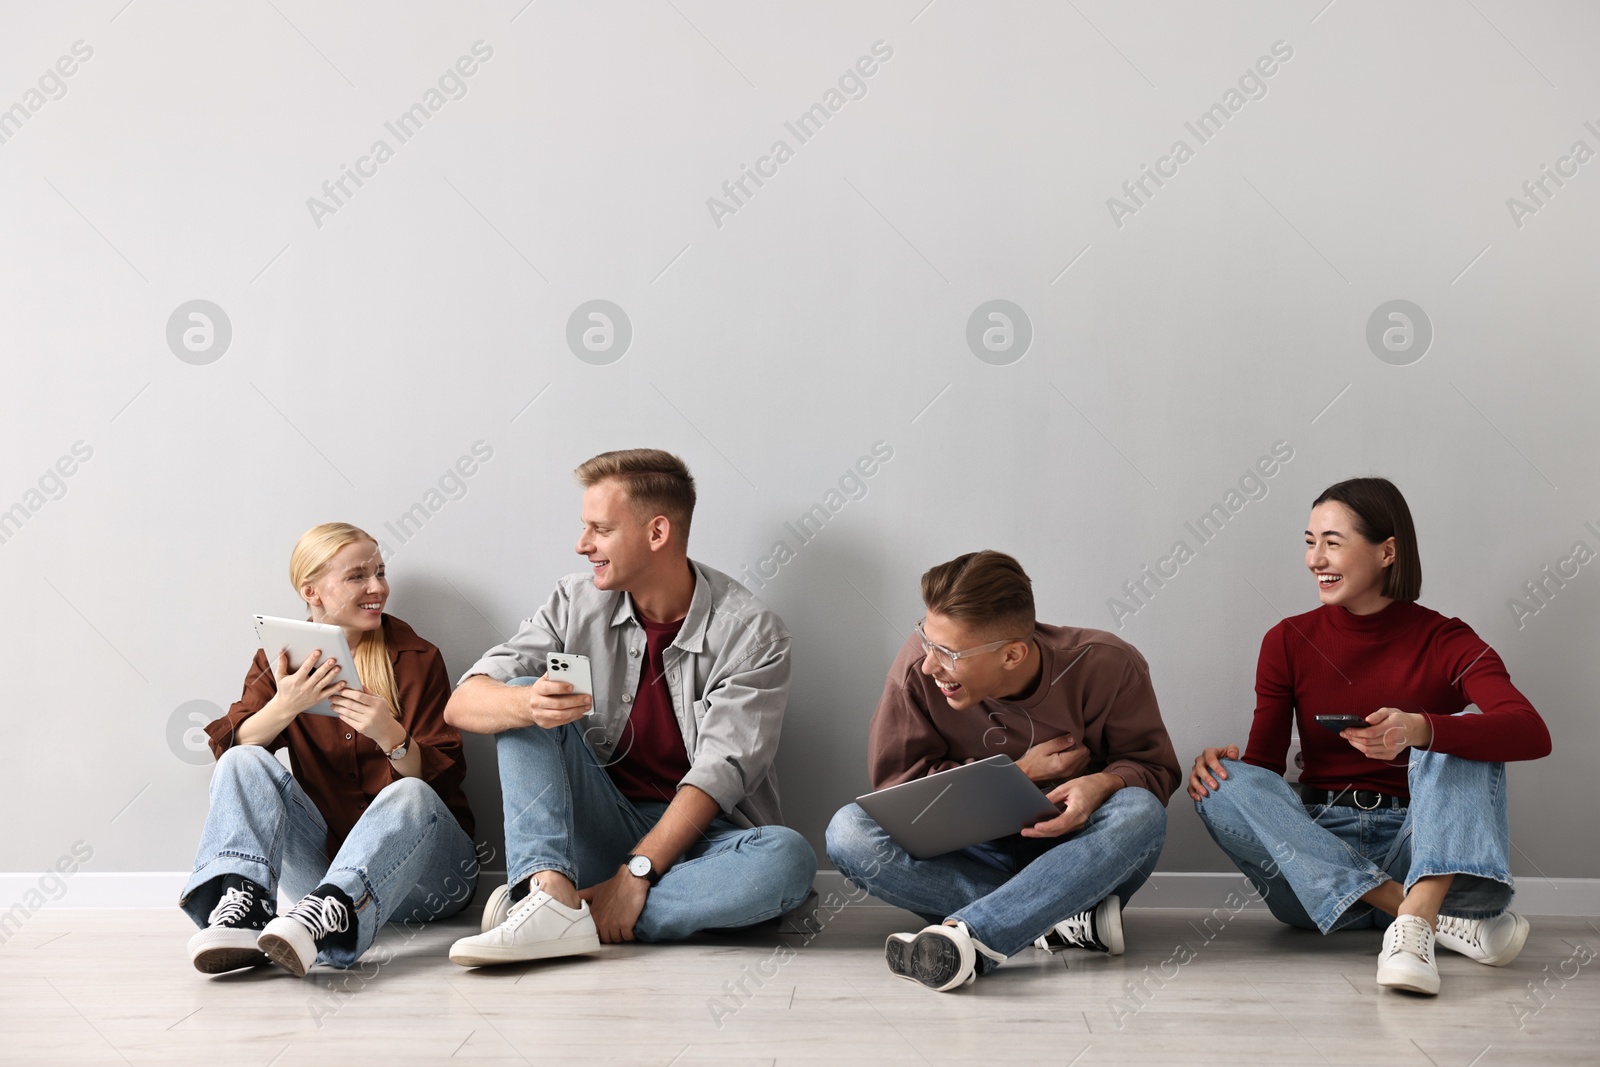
[1,902,1595,1066]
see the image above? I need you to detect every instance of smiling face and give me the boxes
[576,478,671,592]
[301,538,388,634]
[917,611,1035,711]
[1305,501,1395,615]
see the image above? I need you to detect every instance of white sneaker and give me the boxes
[449,889,601,967]
[884,921,1005,992]
[1376,914,1440,995]
[480,883,512,933]
[258,892,351,978]
[1033,896,1125,956]
[1435,911,1529,967]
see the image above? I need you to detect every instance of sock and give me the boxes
[508,876,535,904]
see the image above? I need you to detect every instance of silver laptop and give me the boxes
[855,755,1060,860]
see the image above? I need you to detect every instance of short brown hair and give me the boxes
[1311,477,1421,601]
[920,550,1036,639]
[575,449,697,541]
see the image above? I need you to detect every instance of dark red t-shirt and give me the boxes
[606,615,693,804]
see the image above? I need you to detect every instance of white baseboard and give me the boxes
[810,870,1600,918]
[0,871,513,912]
[5,871,1598,917]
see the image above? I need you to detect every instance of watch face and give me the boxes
[628,855,651,878]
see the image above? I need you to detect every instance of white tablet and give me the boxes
[252,615,364,718]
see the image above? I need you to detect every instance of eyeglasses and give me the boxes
[915,620,1024,671]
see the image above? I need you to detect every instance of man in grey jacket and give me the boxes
[447,449,815,967]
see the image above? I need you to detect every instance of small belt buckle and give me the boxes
[1354,790,1382,811]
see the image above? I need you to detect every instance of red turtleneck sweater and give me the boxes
[1241,600,1550,796]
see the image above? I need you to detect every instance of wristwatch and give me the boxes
[625,853,661,886]
[386,736,410,761]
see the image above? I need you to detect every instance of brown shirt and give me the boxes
[205,614,475,855]
[867,624,1181,803]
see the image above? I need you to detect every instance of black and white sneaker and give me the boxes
[1033,896,1124,956]
[187,876,275,974]
[885,921,1005,992]
[258,888,353,978]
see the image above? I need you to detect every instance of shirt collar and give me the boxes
[607,560,711,654]
[380,614,432,655]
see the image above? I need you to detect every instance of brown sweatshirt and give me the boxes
[867,624,1181,803]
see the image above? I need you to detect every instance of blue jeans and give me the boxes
[179,745,479,966]
[826,787,1167,967]
[497,679,816,941]
[1194,747,1514,934]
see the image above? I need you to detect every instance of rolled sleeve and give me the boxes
[679,637,792,815]
[458,584,569,686]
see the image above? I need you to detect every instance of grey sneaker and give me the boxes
[1435,911,1529,967]
[1033,896,1124,955]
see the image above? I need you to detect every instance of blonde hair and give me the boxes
[574,449,696,541]
[288,523,401,718]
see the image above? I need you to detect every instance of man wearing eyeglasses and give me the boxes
[825,550,1180,991]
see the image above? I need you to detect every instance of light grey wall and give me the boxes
[2,1,1595,881]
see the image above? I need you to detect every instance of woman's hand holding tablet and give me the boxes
[270,648,348,717]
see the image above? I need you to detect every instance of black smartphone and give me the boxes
[1314,714,1371,733]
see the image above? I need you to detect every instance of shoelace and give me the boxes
[950,921,1007,967]
[1435,914,1481,949]
[1386,917,1434,964]
[207,886,254,927]
[286,894,350,941]
[502,889,551,931]
[1033,910,1095,952]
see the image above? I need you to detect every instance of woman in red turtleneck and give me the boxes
[1187,477,1550,998]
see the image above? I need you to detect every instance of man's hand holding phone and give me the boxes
[517,674,594,728]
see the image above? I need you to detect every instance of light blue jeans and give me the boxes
[1194,747,1514,933]
[826,787,1168,968]
[179,745,480,966]
[497,678,816,940]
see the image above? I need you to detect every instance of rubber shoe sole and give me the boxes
[481,883,511,933]
[1097,897,1126,956]
[257,919,318,979]
[188,928,268,974]
[884,930,971,992]
[448,929,601,968]
[1376,960,1441,996]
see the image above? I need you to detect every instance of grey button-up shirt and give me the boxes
[459,560,793,828]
